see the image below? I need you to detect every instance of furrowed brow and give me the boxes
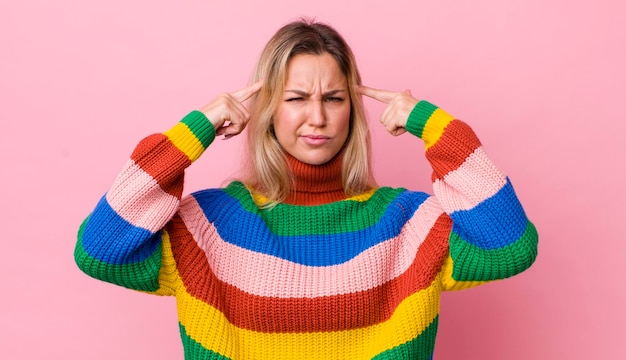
[322,89,346,97]
[284,89,346,97]
[285,89,309,96]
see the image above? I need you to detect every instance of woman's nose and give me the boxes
[307,101,326,127]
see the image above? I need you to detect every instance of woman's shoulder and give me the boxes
[181,181,254,208]
[367,186,432,202]
[364,187,446,229]
[324,186,436,215]
[187,180,246,196]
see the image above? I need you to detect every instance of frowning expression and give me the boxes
[273,52,351,165]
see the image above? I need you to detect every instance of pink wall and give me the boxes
[1,1,624,359]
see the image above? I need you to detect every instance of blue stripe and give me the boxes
[193,189,429,266]
[81,195,161,265]
[449,178,528,250]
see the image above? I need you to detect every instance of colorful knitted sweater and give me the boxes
[75,100,538,359]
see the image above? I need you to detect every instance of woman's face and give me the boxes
[273,52,351,165]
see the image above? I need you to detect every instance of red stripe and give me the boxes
[426,120,481,181]
[130,134,190,198]
[167,213,452,333]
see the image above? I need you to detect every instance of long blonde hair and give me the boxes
[242,19,375,203]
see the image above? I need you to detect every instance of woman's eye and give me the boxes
[325,97,344,102]
[286,97,304,102]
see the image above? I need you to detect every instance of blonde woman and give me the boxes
[75,19,538,359]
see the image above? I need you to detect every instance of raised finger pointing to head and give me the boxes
[357,85,398,104]
[231,80,264,103]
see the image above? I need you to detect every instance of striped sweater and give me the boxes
[75,100,538,359]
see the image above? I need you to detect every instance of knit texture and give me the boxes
[283,150,347,205]
[75,101,538,359]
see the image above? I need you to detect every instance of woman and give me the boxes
[75,19,538,359]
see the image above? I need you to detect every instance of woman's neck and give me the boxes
[284,152,346,205]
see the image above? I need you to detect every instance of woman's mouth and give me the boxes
[301,135,330,146]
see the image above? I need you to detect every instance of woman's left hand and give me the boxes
[358,85,419,136]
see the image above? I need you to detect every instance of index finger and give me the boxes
[231,80,263,102]
[357,85,400,104]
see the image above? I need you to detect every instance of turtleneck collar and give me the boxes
[283,150,347,206]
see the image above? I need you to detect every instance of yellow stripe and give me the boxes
[348,188,377,202]
[153,228,443,358]
[252,188,376,207]
[251,192,269,207]
[422,108,454,150]
[440,255,489,291]
[164,123,205,162]
[178,275,443,359]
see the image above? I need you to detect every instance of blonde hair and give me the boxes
[242,19,375,204]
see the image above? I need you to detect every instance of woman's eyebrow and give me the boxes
[284,89,346,96]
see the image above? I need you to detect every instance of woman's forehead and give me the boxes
[284,53,347,90]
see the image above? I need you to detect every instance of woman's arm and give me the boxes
[359,86,538,291]
[74,81,262,294]
[74,110,216,294]
[405,100,538,290]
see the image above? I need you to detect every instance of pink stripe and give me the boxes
[106,159,180,233]
[177,196,444,298]
[432,146,506,212]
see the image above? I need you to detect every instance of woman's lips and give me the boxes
[301,135,330,146]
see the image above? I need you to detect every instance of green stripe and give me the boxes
[179,323,231,360]
[223,182,408,235]
[405,101,438,139]
[372,315,438,359]
[449,221,538,281]
[181,110,216,149]
[74,217,162,292]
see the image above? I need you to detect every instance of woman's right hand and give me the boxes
[199,80,263,139]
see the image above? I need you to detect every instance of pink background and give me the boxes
[1,0,624,359]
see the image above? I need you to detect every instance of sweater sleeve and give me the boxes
[74,110,215,294]
[405,101,538,291]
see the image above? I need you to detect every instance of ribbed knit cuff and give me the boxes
[180,110,216,148]
[163,110,216,162]
[405,100,439,139]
